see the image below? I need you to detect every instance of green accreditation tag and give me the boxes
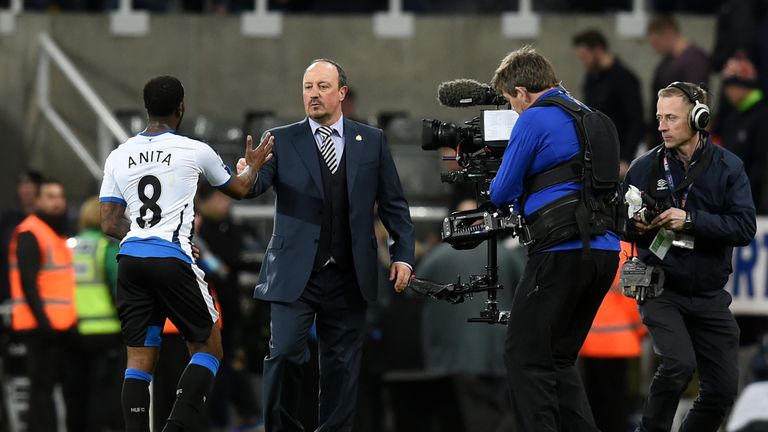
[650,227,674,260]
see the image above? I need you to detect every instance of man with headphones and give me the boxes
[624,82,756,432]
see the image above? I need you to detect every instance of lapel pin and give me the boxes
[355,134,362,141]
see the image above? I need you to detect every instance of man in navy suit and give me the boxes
[239,59,415,431]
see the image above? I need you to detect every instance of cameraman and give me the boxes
[624,82,756,432]
[488,46,620,432]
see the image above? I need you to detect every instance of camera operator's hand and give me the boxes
[631,215,653,235]
[390,262,412,293]
[650,207,687,232]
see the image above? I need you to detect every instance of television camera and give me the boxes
[408,78,520,325]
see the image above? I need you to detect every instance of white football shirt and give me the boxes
[99,131,232,263]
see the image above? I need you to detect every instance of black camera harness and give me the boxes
[518,93,625,257]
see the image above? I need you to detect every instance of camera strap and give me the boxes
[662,155,693,208]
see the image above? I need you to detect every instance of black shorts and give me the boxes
[117,256,219,347]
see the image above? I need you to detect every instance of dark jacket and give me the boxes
[248,117,415,303]
[718,96,768,213]
[624,138,756,295]
[583,58,645,163]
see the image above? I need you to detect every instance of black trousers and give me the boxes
[637,289,739,432]
[73,333,125,432]
[582,357,633,432]
[19,329,79,432]
[505,249,618,432]
[262,263,366,432]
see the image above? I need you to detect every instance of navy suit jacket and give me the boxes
[250,117,415,303]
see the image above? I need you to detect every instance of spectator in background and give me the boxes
[417,199,525,432]
[0,171,42,308]
[572,28,645,178]
[712,0,768,87]
[579,241,646,432]
[647,15,710,143]
[710,1,768,141]
[718,55,768,214]
[8,179,79,432]
[70,196,123,432]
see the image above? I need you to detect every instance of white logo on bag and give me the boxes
[657,179,668,190]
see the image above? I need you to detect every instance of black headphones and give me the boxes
[666,81,710,131]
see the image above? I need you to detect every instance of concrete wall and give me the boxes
[0,13,717,207]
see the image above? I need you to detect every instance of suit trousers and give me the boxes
[636,289,739,432]
[262,263,367,432]
[505,249,618,432]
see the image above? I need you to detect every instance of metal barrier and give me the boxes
[231,204,449,222]
[34,32,129,180]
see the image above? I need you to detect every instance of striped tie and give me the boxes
[318,126,339,174]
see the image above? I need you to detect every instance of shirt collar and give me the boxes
[667,135,709,165]
[308,115,345,139]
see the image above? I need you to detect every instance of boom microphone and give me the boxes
[437,79,507,107]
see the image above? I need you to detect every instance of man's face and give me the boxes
[723,84,751,108]
[656,95,694,150]
[647,31,672,55]
[17,180,39,212]
[502,90,525,114]
[36,183,66,217]
[303,62,347,125]
[574,46,599,72]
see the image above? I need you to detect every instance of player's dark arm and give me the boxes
[101,202,130,241]
[16,232,51,330]
[221,133,274,200]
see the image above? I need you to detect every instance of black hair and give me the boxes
[572,29,609,51]
[647,15,679,35]
[18,169,43,186]
[143,75,184,117]
[309,58,348,88]
[196,180,216,202]
[37,178,63,197]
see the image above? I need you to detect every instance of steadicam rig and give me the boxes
[408,203,520,325]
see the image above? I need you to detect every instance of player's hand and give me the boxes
[389,262,412,293]
[244,132,274,172]
[191,242,201,261]
[650,207,686,232]
[236,158,247,175]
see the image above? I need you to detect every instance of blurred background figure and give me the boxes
[716,55,768,214]
[646,15,710,144]
[572,28,645,178]
[69,196,123,432]
[8,180,79,432]
[0,171,42,314]
[579,241,646,432]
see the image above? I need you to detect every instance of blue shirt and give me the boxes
[489,88,619,252]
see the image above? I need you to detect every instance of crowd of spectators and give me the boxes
[1,0,726,13]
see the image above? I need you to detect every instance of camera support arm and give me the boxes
[409,238,510,325]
